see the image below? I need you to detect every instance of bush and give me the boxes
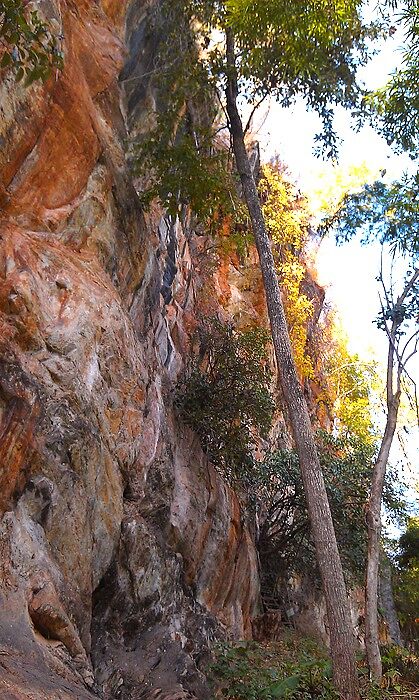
[392,518,419,651]
[208,638,336,700]
[254,432,406,600]
[208,637,419,700]
[175,318,275,483]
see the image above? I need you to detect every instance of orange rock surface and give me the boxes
[0,2,260,698]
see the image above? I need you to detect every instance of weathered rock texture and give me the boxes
[0,2,261,697]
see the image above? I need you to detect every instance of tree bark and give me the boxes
[225,30,360,700]
[364,267,418,682]
[379,550,403,647]
[365,398,400,681]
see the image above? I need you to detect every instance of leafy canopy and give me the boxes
[365,0,419,157]
[255,431,406,591]
[320,0,419,273]
[226,0,379,157]
[134,0,381,217]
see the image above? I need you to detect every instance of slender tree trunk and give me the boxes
[379,549,403,647]
[364,266,418,681]
[225,31,359,700]
[365,324,401,681]
[365,402,399,681]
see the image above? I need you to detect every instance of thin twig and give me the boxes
[243,90,270,137]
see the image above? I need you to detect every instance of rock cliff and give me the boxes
[0,2,262,698]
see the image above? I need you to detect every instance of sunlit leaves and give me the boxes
[309,161,377,221]
[259,163,314,379]
[311,310,381,443]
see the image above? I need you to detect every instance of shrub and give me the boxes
[175,318,275,483]
[208,637,419,700]
[254,431,406,600]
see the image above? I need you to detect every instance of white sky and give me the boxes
[249,21,419,501]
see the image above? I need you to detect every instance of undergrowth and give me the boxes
[208,634,419,700]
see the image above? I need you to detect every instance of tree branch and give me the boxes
[243,90,270,137]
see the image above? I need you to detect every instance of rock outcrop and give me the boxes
[0,2,261,697]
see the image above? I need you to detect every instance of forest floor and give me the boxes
[207,630,419,699]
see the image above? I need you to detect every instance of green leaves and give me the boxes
[223,0,381,157]
[267,674,300,698]
[134,123,238,221]
[134,0,384,217]
[256,430,407,590]
[131,0,240,222]
[209,637,416,700]
[208,639,339,700]
[322,172,419,260]
[398,516,419,569]
[175,318,275,483]
[0,0,63,84]
[365,0,419,157]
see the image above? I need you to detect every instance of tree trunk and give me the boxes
[379,549,403,647]
[365,390,400,681]
[364,266,419,680]
[225,31,360,700]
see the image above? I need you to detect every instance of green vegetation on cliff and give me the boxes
[0,0,63,83]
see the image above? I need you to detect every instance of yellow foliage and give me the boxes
[313,310,380,443]
[257,162,379,439]
[259,164,314,379]
[308,161,378,220]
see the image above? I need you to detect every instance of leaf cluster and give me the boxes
[254,431,406,593]
[312,314,380,444]
[364,0,419,157]
[0,0,63,84]
[135,125,237,221]
[322,173,419,260]
[224,0,382,157]
[133,0,384,220]
[208,637,417,699]
[392,517,419,652]
[398,516,419,569]
[174,317,275,483]
[208,638,336,700]
[131,0,240,223]
[381,645,419,686]
[375,269,419,343]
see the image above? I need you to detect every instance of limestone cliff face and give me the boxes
[0,2,260,698]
